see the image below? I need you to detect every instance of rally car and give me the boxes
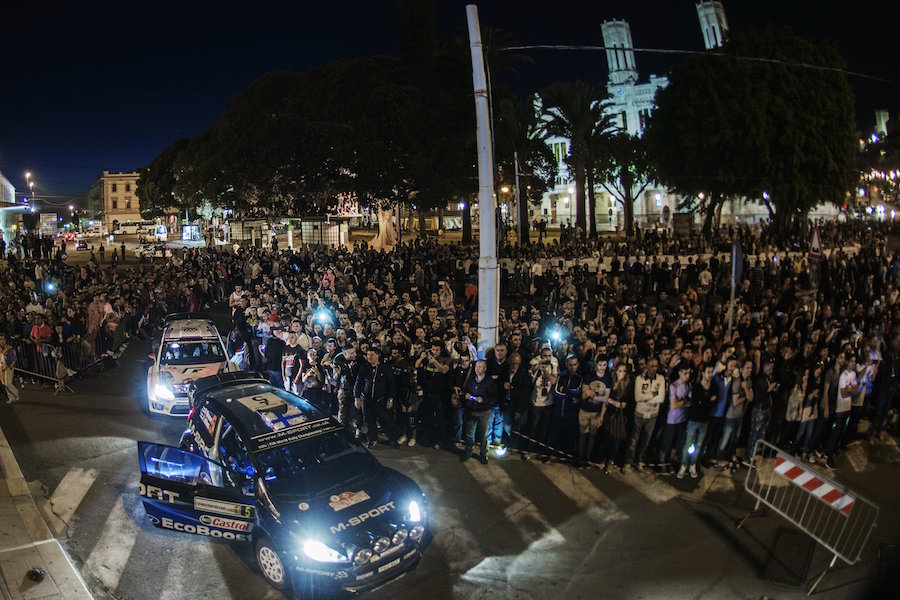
[137,372,430,597]
[145,314,230,416]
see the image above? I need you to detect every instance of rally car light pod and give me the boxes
[154,384,175,401]
[410,525,425,542]
[392,527,408,545]
[302,539,348,563]
[353,548,373,566]
[407,500,422,523]
[373,537,391,554]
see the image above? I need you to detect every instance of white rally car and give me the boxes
[146,315,231,416]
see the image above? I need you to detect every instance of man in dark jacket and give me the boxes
[506,352,533,450]
[461,359,496,464]
[333,342,361,433]
[486,342,511,447]
[354,344,400,448]
[261,326,285,389]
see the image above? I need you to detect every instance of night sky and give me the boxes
[1,0,897,207]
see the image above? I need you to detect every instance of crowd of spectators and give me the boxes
[2,219,898,481]
[219,219,900,474]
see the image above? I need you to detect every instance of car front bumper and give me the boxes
[289,540,428,595]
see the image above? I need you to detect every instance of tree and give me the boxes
[494,95,557,244]
[593,131,655,238]
[539,81,604,239]
[645,28,856,237]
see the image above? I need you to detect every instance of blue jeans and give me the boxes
[488,404,504,444]
[795,419,816,452]
[717,417,743,461]
[746,408,771,458]
[680,421,708,467]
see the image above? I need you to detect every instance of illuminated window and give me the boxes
[126,197,132,209]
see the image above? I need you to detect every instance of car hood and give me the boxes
[159,363,225,385]
[270,467,421,547]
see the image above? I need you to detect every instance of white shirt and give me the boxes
[837,369,857,414]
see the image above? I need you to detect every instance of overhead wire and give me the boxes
[502,45,896,84]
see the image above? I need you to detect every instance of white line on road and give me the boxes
[533,462,629,523]
[41,467,99,535]
[84,495,140,594]
[612,468,681,504]
[464,460,565,547]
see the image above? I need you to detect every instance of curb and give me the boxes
[0,417,94,599]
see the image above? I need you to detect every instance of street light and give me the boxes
[500,185,510,194]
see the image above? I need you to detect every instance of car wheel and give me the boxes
[255,535,289,591]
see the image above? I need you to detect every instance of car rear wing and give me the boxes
[188,371,268,407]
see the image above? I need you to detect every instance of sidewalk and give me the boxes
[0,423,92,600]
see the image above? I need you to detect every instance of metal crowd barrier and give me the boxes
[739,440,880,595]
[11,315,133,394]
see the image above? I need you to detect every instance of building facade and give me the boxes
[535,2,748,231]
[0,169,19,243]
[87,171,141,233]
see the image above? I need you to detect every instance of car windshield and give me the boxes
[160,340,224,365]
[254,429,375,495]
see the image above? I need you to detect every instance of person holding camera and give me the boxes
[413,339,451,449]
[333,342,361,432]
[461,359,496,464]
[353,343,401,448]
[527,345,559,456]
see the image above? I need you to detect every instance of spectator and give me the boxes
[461,359,496,464]
[628,357,665,470]
[678,362,717,478]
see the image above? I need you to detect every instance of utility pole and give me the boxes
[467,4,498,356]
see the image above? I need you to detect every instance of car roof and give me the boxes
[162,318,220,341]
[199,380,340,452]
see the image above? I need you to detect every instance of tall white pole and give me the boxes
[467,4,498,357]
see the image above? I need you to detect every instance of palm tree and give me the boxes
[539,81,603,240]
[494,96,557,244]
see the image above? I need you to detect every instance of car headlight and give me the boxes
[407,500,422,523]
[154,384,175,401]
[302,539,347,563]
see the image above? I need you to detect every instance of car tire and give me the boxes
[255,535,290,592]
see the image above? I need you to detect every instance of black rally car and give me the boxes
[137,372,430,596]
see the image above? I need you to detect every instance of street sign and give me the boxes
[809,225,823,260]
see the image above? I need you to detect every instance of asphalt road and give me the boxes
[2,339,899,599]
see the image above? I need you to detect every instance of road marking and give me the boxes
[612,468,680,504]
[533,463,628,523]
[844,443,870,473]
[41,467,99,535]
[84,495,140,593]
[405,461,483,574]
[464,460,565,547]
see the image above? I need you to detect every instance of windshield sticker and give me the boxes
[329,501,396,534]
[238,393,288,412]
[251,418,342,451]
[329,490,371,512]
[194,496,253,518]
